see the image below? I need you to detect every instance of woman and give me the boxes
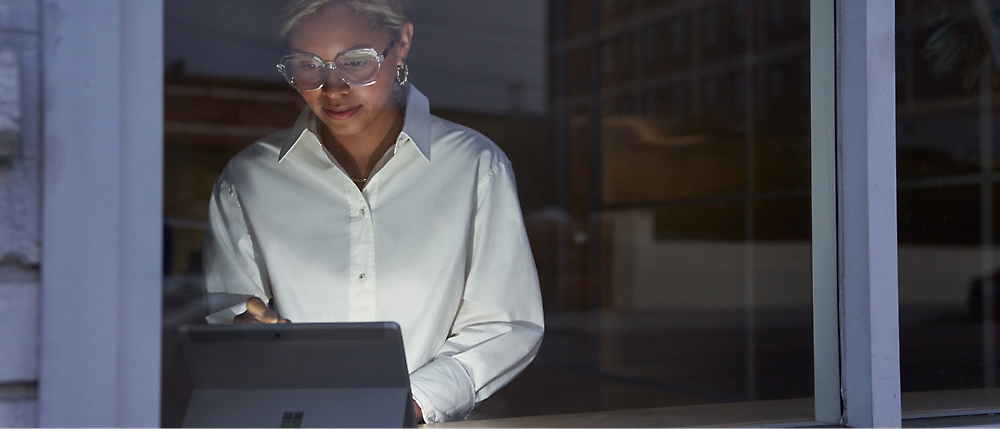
[202,0,544,424]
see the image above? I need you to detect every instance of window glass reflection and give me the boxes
[162,0,813,423]
[897,0,1000,396]
[485,0,813,417]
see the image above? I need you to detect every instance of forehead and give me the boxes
[287,4,387,54]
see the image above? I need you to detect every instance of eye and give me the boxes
[294,61,320,71]
[341,58,371,69]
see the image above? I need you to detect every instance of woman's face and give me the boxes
[287,4,412,141]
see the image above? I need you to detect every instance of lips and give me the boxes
[323,105,361,120]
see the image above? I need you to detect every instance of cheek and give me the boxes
[375,61,399,92]
[300,92,322,110]
[361,80,397,110]
[384,61,398,79]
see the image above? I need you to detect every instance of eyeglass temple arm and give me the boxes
[379,40,396,61]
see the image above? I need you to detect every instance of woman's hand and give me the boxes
[233,296,292,324]
[413,400,423,424]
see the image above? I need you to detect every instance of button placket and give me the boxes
[347,177,378,321]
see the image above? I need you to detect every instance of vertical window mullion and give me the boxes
[810,0,840,424]
[835,0,902,427]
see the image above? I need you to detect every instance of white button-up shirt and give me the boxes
[202,85,544,423]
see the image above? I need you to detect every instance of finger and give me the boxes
[245,297,267,316]
[278,318,292,324]
[233,311,262,324]
[259,309,279,324]
[246,297,279,324]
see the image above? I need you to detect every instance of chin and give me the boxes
[320,115,370,138]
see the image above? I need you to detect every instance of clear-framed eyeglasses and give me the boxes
[277,40,395,91]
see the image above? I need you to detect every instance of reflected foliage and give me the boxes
[925,0,999,88]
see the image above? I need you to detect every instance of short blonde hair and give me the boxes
[280,0,409,41]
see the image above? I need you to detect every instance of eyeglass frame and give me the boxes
[276,40,396,90]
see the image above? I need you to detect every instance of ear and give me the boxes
[396,21,414,65]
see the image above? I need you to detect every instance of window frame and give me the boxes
[819,0,903,426]
[38,0,163,426]
[809,0,841,423]
[34,0,996,427]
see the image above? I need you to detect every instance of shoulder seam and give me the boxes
[475,160,507,204]
[218,177,243,211]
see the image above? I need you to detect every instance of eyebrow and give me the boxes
[289,44,376,56]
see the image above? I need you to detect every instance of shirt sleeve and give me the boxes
[203,173,272,324]
[408,160,545,423]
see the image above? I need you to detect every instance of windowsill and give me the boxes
[425,398,818,428]
[424,389,1000,428]
[902,388,1000,420]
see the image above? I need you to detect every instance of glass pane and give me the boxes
[488,0,813,418]
[163,0,812,424]
[897,0,1000,404]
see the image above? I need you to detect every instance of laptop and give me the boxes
[178,322,416,428]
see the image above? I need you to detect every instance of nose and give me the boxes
[321,64,350,96]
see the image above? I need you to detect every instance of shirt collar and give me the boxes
[399,85,432,161]
[277,108,316,162]
[277,84,432,163]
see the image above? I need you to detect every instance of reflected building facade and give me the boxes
[895,0,1000,394]
[480,0,815,418]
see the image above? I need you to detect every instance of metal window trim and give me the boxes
[834,0,902,427]
[809,0,840,424]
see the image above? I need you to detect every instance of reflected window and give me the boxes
[528,0,813,417]
[733,1,749,41]
[703,7,718,48]
[643,24,658,62]
[670,17,686,55]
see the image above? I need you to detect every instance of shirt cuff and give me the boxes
[409,356,476,423]
[205,301,247,324]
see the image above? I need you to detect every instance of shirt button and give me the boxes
[359,207,366,217]
[358,273,366,281]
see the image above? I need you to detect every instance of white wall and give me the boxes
[610,210,992,311]
[609,211,813,310]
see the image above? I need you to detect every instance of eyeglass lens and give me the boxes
[282,51,380,89]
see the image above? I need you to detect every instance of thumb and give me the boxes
[246,297,279,323]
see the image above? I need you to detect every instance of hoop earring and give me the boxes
[395,64,409,86]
